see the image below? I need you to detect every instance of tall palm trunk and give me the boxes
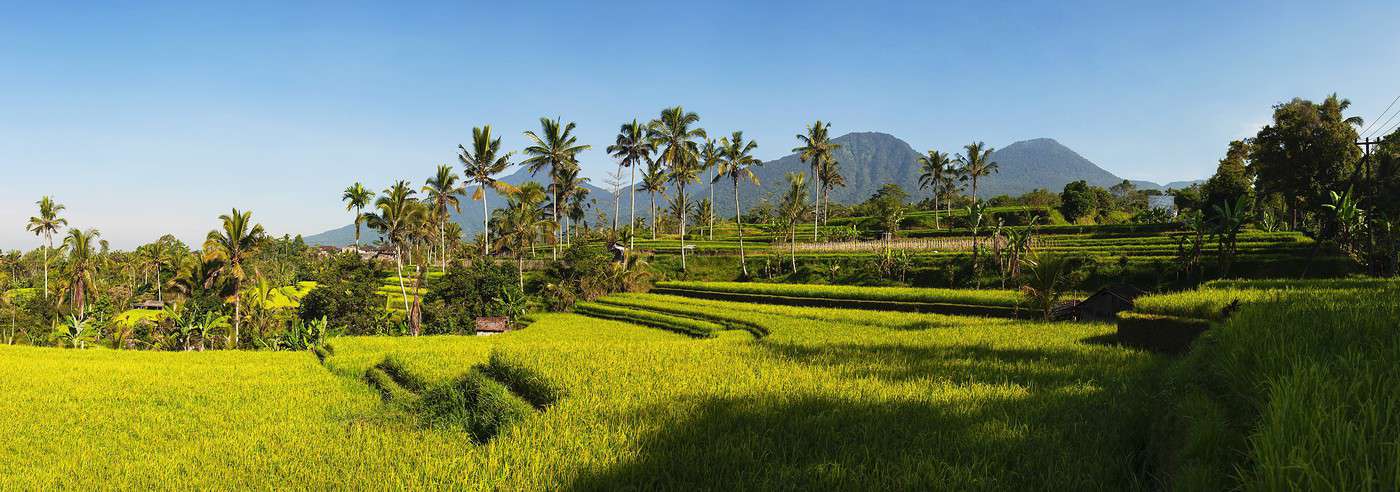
[649,191,657,240]
[42,234,50,298]
[393,245,410,313]
[708,168,715,240]
[734,178,748,277]
[790,227,798,273]
[439,213,447,271]
[551,186,559,260]
[812,166,820,241]
[629,164,637,251]
[353,207,362,249]
[482,185,491,254]
[409,266,423,336]
[231,277,241,349]
[155,265,162,303]
[679,186,687,271]
[613,165,622,236]
[517,255,524,291]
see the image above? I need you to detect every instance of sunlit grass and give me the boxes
[3,295,1164,489]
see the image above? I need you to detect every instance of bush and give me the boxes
[421,261,522,334]
[299,252,386,335]
[418,369,534,443]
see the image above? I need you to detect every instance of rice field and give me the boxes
[0,294,1164,490]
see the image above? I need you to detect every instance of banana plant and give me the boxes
[1322,187,1366,259]
[52,315,97,349]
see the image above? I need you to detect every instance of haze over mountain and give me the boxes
[306,132,1201,246]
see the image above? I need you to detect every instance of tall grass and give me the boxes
[0,295,1163,489]
[1150,287,1400,490]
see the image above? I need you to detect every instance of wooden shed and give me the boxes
[1076,284,1146,321]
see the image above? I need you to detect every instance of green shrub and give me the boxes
[418,369,534,443]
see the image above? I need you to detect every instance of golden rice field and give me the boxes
[0,295,1165,490]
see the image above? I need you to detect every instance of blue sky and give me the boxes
[2,0,1398,249]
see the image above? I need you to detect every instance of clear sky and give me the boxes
[2,0,1398,249]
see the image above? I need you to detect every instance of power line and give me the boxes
[1359,94,1400,137]
[1378,118,1400,139]
[1365,101,1400,139]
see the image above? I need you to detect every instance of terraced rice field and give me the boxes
[0,294,1163,490]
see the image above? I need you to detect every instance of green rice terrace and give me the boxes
[6,94,1400,490]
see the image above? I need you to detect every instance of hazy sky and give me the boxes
[3,0,1398,249]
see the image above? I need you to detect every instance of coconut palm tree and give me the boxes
[794,121,840,240]
[61,228,101,319]
[700,138,723,240]
[778,172,812,273]
[423,164,464,271]
[716,131,762,276]
[817,158,845,226]
[203,208,265,349]
[494,182,549,290]
[561,169,591,242]
[522,117,591,261]
[363,181,424,320]
[917,150,954,229]
[26,196,67,299]
[648,106,706,270]
[458,125,516,255]
[341,183,374,249]
[956,142,999,205]
[639,162,668,240]
[606,119,653,252]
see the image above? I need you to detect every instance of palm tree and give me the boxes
[522,117,591,260]
[817,158,845,226]
[956,142,999,205]
[715,131,762,276]
[917,150,954,229]
[26,196,67,299]
[494,182,549,290]
[458,125,516,255]
[61,228,101,319]
[648,106,706,270]
[341,183,374,249]
[607,119,653,252]
[363,181,424,322]
[778,172,812,273]
[140,236,174,303]
[423,164,464,271]
[203,209,265,349]
[561,169,591,242]
[640,162,668,240]
[700,138,723,240]
[794,121,841,240]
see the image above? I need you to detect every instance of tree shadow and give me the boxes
[568,342,1162,491]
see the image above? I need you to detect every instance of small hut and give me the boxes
[132,300,166,311]
[474,316,512,336]
[1076,284,1146,321]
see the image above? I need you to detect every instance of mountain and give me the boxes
[1131,179,1207,191]
[304,165,611,246]
[734,134,1135,211]
[306,133,1203,244]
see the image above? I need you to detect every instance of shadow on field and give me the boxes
[568,343,1161,491]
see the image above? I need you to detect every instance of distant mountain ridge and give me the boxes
[305,132,1202,246]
